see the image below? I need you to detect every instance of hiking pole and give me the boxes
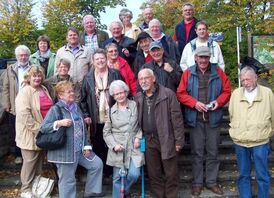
[119,150,127,198]
[140,137,146,198]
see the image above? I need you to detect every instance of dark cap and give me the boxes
[149,41,163,51]
[195,46,211,57]
[136,32,151,43]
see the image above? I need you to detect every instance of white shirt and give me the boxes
[244,86,258,104]
[18,64,30,89]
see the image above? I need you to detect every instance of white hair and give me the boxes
[82,15,96,25]
[15,45,31,57]
[109,80,129,96]
[109,21,123,31]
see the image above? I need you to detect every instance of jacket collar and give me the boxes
[239,85,262,102]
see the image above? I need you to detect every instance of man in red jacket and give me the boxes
[177,46,231,196]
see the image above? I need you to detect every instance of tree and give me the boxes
[0,0,38,58]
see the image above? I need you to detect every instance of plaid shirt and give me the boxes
[84,34,99,53]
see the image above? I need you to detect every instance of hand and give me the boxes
[84,117,92,125]
[175,145,182,152]
[114,144,124,152]
[195,101,207,112]
[122,48,130,57]
[83,149,92,158]
[57,119,72,127]
[133,138,140,149]
[210,100,219,111]
[163,63,174,73]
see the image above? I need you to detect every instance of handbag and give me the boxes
[36,104,66,150]
[32,175,55,198]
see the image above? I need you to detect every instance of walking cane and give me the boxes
[140,137,146,198]
[119,150,127,198]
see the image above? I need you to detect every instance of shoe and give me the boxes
[191,186,202,196]
[21,191,36,198]
[15,156,23,164]
[84,192,105,198]
[207,185,224,195]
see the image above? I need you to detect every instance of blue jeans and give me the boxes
[234,143,271,198]
[112,160,140,198]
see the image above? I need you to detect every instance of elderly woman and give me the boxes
[80,48,122,177]
[119,8,141,41]
[103,80,144,198]
[40,81,104,198]
[44,58,73,102]
[105,43,137,96]
[30,35,56,78]
[15,65,53,198]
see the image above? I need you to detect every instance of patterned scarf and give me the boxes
[37,50,52,62]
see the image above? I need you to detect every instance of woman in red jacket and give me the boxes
[105,43,137,96]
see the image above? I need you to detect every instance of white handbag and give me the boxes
[32,175,55,198]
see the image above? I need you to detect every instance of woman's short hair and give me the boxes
[57,58,71,70]
[55,81,74,98]
[36,35,51,50]
[119,8,133,21]
[109,80,129,96]
[105,43,118,52]
[23,65,45,85]
[92,48,107,60]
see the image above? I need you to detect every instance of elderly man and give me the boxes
[139,7,154,31]
[173,3,198,55]
[55,27,92,102]
[229,66,274,197]
[79,15,109,53]
[142,41,182,92]
[135,68,184,198]
[180,21,225,71]
[102,21,136,67]
[148,19,180,63]
[2,45,32,164]
[177,46,231,196]
[133,31,153,76]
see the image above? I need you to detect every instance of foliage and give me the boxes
[0,0,38,58]
[140,0,274,87]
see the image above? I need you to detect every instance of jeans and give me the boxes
[234,143,271,198]
[112,160,140,198]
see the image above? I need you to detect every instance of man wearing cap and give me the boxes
[133,31,153,76]
[177,46,231,196]
[229,66,274,197]
[141,41,182,92]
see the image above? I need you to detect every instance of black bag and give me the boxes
[36,105,66,150]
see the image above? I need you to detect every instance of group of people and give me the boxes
[1,2,273,198]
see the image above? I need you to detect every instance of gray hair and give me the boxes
[109,21,123,31]
[240,66,257,78]
[109,80,129,96]
[82,15,96,25]
[138,68,155,78]
[148,18,161,28]
[182,3,194,10]
[119,8,133,21]
[15,45,31,57]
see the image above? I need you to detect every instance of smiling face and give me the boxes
[113,87,127,105]
[66,30,79,46]
[149,20,161,39]
[139,37,152,53]
[30,73,43,88]
[16,49,29,65]
[106,45,119,61]
[195,55,210,72]
[38,41,49,53]
[110,22,123,40]
[93,52,107,71]
[182,5,194,21]
[59,88,75,103]
[84,16,96,34]
[138,69,156,93]
[143,8,153,24]
[149,47,164,63]
[57,62,70,77]
[196,23,208,40]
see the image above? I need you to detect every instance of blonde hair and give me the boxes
[55,81,74,98]
[23,65,45,86]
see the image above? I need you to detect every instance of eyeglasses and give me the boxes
[63,90,75,94]
[107,50,118,53]
[113,91,126,97]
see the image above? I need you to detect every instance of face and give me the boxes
[196,24,208,40]
[240,71,257,92]
[17,50,29,65]
[38,41,49,53]
[139,38,151,53]
[149,47,164,63]
[59,88,75,103]
[110,23,123,39]
[195,55,210,71]
[143,8,153,24]
[113,87,127,104]
[122,15,131,26]
[138,70,156,92]
[84,17,96,33]
[106,46,119,60]
[93,53,107,70]
[149,22,161,38]
[57,63,70,76]
[66,30,79,46]
[30,73,43,88]
[182,5,194,21]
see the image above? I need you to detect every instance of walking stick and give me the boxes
[119,150,127,198]
[140,137,146,198]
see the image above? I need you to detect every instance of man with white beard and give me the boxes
[2,45,32,164]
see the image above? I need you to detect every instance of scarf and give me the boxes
[60,100,81,121]
[95,70,109,123]
[37,50,52,62]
